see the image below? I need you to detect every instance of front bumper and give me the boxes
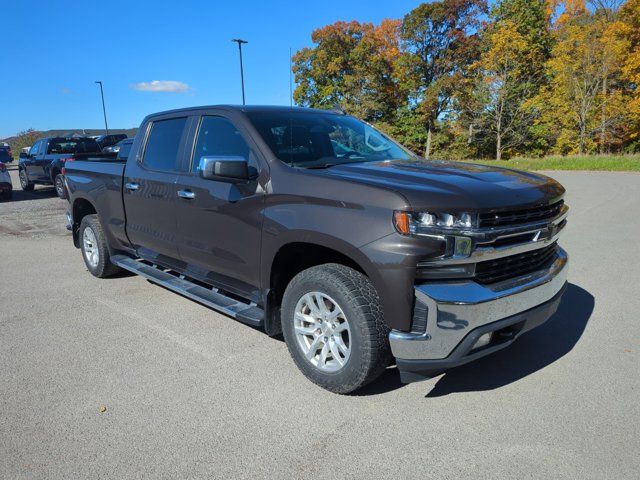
[390,247,568,382]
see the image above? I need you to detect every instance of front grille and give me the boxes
[479,200,564,228]
[475,243,558,284]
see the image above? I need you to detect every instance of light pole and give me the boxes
[94,81,109,135]
[231,39,248,105]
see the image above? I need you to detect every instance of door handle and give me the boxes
[125,182,140,191]
[177,190,195,199]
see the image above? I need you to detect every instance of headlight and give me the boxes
[394,211,477,235]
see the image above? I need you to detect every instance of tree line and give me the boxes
[292,0,640,160]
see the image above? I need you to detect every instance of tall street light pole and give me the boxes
[231,39,248,105]
[94,81,109,135]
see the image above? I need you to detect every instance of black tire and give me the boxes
[19,169,34,191]
[54,174,66,199]
[79,214,120,278]
[281,263,391,394]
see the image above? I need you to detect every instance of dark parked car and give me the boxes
[18,136,101,198]
[0,161,12,199]
[0,145,13,163]
[64,105,569,393]
[102,137,131,154]
[95,134,127,151]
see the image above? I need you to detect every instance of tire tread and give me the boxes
[282,263,391,394]
[80,214,120,278]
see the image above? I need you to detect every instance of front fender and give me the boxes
[260,197,434,330]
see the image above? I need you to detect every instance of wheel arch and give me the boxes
[50,165,61,183]
[71,196,98,247]
[262,235,381,336]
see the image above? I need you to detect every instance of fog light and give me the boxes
[474,332,493,349]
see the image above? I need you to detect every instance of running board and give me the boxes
[110,255,264,328]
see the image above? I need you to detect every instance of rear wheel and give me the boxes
[54,174,66,199]
[19,169,34,191]
[281,263,390,394]
[79,214,120,278]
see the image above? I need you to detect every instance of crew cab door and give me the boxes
[173,113,266,298]
[34,139,52,181]
[123,116,189,267]
[24,140,43,181]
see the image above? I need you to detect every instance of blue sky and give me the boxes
[0,0,424,138]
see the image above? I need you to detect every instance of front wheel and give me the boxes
[19,169,34,191]
[281,264,391,394]
[54,174,66,199]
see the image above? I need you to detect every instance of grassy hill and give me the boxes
[1,128,138,145]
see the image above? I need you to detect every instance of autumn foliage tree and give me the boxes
[292,0,639,159]
[9,129,40,161]
[617,0,640,149]
[399,0,487,158]
[472,21,540,160]
[292,20,403,123]
[533,4,631,154]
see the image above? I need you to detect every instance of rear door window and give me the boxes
[142,118,188,171]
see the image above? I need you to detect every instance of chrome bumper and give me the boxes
[389,247,568,361]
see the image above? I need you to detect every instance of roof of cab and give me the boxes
[144,104,343,121]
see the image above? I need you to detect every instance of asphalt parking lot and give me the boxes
[1,168,639,479]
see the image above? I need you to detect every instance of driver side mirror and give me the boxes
[19,152,28,159]
[198,156,255,181]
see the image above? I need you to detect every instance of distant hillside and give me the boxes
[1,128,138,144]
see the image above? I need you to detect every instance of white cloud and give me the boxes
[131,80,191,93]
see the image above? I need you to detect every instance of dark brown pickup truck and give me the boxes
[64,105,569,393]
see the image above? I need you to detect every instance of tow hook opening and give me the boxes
[470,320,526,353]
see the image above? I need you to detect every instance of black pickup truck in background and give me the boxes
[18,136,103,198]
[64,105,569,393]
[95,133,127,151]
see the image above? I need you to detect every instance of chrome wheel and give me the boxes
[55,175,65,198]
[19,170,28,189]
[82,227,99,268]
[294,292,351,372]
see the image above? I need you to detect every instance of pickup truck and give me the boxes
[19,136,102,198]
[64,105,569,393]
[95,133,128,151]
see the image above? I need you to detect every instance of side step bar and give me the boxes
[110,255,264,328]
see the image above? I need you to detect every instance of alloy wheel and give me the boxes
[294,292,351,372]
[82,227,100,268]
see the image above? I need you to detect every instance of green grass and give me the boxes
[459,154,640,172]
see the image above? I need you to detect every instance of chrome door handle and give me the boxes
[177,190,195,199]
[125,182,140,191]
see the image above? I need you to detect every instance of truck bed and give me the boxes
[73,151,122,162]
[65,160,127,250]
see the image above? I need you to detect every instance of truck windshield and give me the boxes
[245,111,414,168]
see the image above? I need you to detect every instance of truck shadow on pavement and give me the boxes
[357,283,594,397]
[8,187,58,203]
[424,282,594,397]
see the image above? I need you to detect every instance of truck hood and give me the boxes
[314,159,565,211]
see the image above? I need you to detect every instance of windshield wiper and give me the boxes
[294,159,368,170]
